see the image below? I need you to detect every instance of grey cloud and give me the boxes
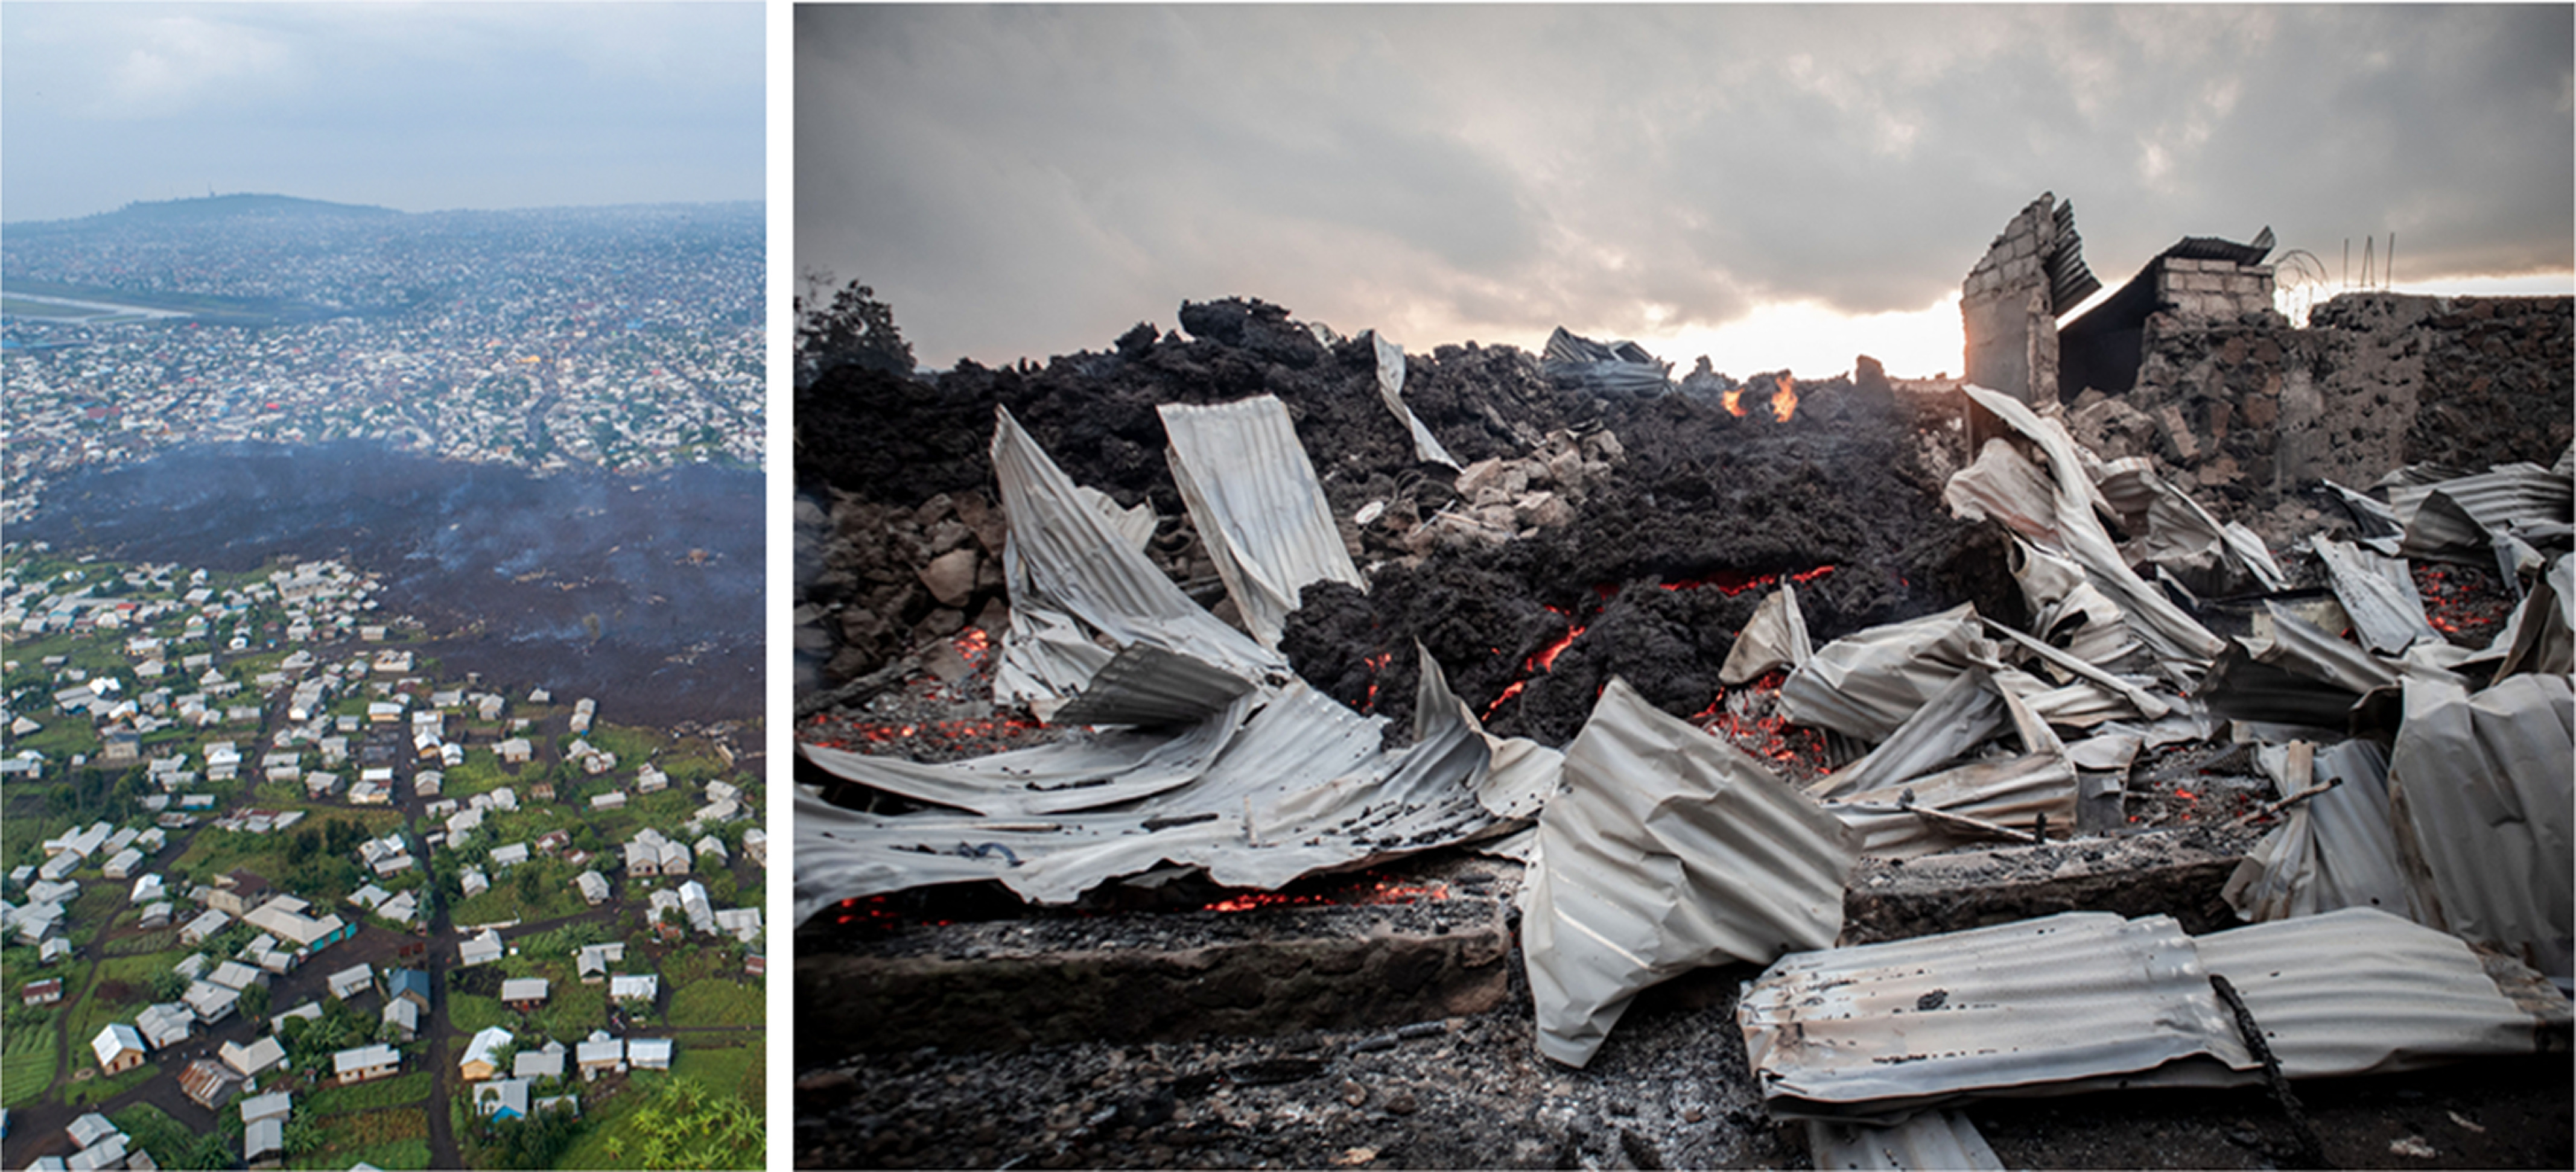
[802,4,2569,369]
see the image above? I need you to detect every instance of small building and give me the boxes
[490,842,531,870]
[136,1002,194,1050]
[575,870,611,905]
[460,1025,513,1082]
[460,928,504,968]
[184,980,241,1024]
[246,1116,287,1168]
[332,1043,402,1085]
[91,1022,147,1075]
[513,1040,568,1080]
[21,978,63,1006]
[628,1037,674,1071]
[240,1089,293,1126]
[179,907,231,945]
[501,977,550,1010]
[382,996,420,1041]
[459,867,490,898]
[389,968,432,1009]
[326,962,374,1001]
[609,973,658,1005]
[576,1033,625,1080]
[577,942,627,983]
[221,1036,288,1079]
[179,1056,243,1109]
[474,1077,534,1121]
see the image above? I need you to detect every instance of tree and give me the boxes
[238,981,271,1022]
[795,271,914,387]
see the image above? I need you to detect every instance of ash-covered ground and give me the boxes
[18,440,763,721]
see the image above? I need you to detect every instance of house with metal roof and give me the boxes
[332,1043,401,1085]
[90,1022,146,1074]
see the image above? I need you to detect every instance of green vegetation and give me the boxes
[114,1101,233,1171]
[667,980,762,1028]
[560,1073,761,1171]
[1,1009,59,1107]
[449,992,508,1034]
[306,1068,433,1114]
[295,1106,432,1170]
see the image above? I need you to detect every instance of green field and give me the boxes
[1,1013,59,1107]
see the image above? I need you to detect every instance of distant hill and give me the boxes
[7,192,404,232]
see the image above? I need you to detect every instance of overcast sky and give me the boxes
[801,4,2575,378]
[2,1,764,221]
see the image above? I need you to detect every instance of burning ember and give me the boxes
[1689,670,1832,778]
[2413,562,2513,641]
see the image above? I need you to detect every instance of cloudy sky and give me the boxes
[801,4,2575,378]
[2,1,764,221]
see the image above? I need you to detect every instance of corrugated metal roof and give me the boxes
[1526,678,1856,1068]
[1739,911,2256,1122]
[799,691,1252,817]
[1806,668,2009,801]
[1160,396,1367,649]
[1826,752,2075,860]
[1808,1110,2004,1171]
[1778,606,1991,743]
[1946,387,2224,675]
[1720,584,1814,685]
[2388,463,2573,561]
[2198,907,2551,1078]
[1541,327,1670,394]
[1047,644,1258,729]
[988,406,1283,709]
[2492,552,2573,679]
[2311,536,2437,655]
[2224,738,2428,923]
[1371,333,1460,470]
[795,659,1517,919]
[2385,673,2574,980]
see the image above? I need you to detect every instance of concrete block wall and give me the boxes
[2152,258,2278,322]
[1962,195,2062,405]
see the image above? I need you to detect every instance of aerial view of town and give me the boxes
[1,191,769,1168]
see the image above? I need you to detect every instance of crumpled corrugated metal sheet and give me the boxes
[2224,739,2429,924]
[1524,677,1856,1068]
[1738,911,2257,1122]
[1807,1110,2004,1171]
[990,406,1284,709]
[1807,669,2010,801]
[2096,457,2287,595]
[801,690,1254,817]
[2311,536,2438,655]
[1160,396,1368,650]
[1946,387,2224,677]
[2492,553,2574,679]
[1541,326,1671,394]
[1742,906,2566,1123]
[2010,540,2148,673]
[2198,907,2549,1078]
[2321,478,2406,556]
[2387,462,2573,561]
[2386,672,2575,980]
[1825,751,2076,860]
[1719,583,1813,685]
[1778,605,1992,742]
[1370,333,1461,470]
[796,650,1525,919]
[1047,643,1260,729]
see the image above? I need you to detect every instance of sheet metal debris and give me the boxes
[1778,605,1991,742]
[2223,739,2428,923]
[1807,1110,2004,1171]
[1371,332,1461,470]
[1720,583,1815,685]
[989,405,1284,711]
[1160,395,1367,648]
[1540,326,1671,395]
[798,649,1524,919]
[1739,911,2256,1122]
[2311,535,2439,655]
[2385,672,2575,980]
[1524,677,1856,1068]
[1741,906,2566,1124]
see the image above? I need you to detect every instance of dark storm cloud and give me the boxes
[2,2,764,222]
[799,4,2573,370]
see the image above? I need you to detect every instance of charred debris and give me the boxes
[795,194,2572,1162]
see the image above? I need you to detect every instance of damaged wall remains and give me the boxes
[1961,192,2096,408]
[2063,292,2573,517]
[1961,193,2572,523]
